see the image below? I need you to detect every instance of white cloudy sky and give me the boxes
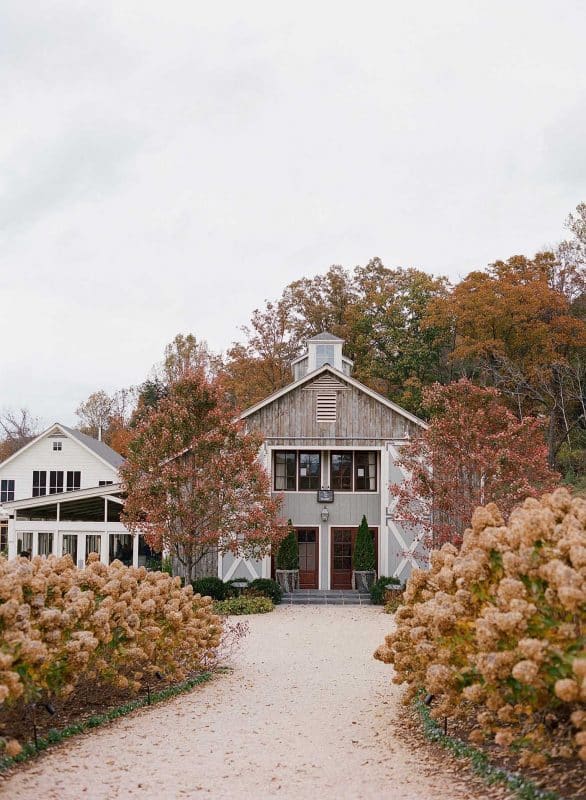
[1,0,584,425]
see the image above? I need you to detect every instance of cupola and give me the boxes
[291,332,353,380]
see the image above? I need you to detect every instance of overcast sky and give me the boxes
[1,1,584,426]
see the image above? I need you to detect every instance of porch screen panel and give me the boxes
[110,534,133,566]
[85,534,101,560]
[62,534,78,563]
[331,452,353,491]
[298,452,320,490]
[274,451,296,491]
[17,531,33,555]
[355,451,377,491]
[37,532,53,556]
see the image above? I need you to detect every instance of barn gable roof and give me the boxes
[239,365,427,429]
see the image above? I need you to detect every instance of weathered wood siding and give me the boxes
[244,375,420,445]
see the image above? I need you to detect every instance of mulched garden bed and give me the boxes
[401,700,585,800]
[0,671,213,765]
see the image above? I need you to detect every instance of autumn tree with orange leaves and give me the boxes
[121,368,286,582]
[426,251,586,466]
[394,380,560,548]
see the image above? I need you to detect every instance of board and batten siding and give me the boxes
[0,433,119,501]
[243,376,419,445]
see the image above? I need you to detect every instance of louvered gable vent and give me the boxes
[316,392,337,422]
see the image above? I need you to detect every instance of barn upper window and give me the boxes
[274,451,321,491]
[315,344,335,369]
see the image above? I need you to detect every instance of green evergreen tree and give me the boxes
[276,519,299,570]
[353,515,375,571]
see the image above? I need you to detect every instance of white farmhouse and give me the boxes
[0,423,155,568]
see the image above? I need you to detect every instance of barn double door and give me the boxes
[330,527,378,589]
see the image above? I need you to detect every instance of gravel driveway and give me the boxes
[1,606,486,800]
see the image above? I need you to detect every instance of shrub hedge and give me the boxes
[0,554,222,757]
[248,578,282,604]
[375,488,586,766]
[213,596,274,615]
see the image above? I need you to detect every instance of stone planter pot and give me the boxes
[275,569,299,593]
[353,570,376,593]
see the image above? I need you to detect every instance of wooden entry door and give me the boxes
[331,527,378,589]
[297,528,319,589]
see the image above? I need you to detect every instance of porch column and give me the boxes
[7,517,16,559]
[55,502,61,557]
[132,533,139,568]
[102,498,109,564]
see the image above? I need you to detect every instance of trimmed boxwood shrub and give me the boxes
[191,576,227,600]
[276,520,299,570]
[248,578,282,604]
[353,514,376,571]
[370,575,401,605]
[214,596,274,615]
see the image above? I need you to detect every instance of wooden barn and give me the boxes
[220,332,428,588]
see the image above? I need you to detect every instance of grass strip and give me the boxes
[0,672,213,773]
[415,696,562,800]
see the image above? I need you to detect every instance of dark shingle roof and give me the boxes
[59,424,125,468]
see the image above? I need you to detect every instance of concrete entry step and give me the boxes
[281,590,371,606]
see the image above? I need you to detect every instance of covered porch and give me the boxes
[2,484,158,569]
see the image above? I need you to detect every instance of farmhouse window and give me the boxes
[49,470,64,494]
[298,452,321,491]
[0,479,15,502]
[66,471,81,491]
[355,451,377,491]
[330,452,353,491]
[274,451,297,491]
[32,471,47,497]
[99,480,113,486]
[52,441,62,451]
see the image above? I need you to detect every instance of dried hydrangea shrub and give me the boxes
[0,553,222,754]
[375,488,586,763]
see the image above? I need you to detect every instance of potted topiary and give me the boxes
[353,514,376,592]
[275,520,299,593]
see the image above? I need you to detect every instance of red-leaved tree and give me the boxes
[121,369,286,582]
[394,379,561,547]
